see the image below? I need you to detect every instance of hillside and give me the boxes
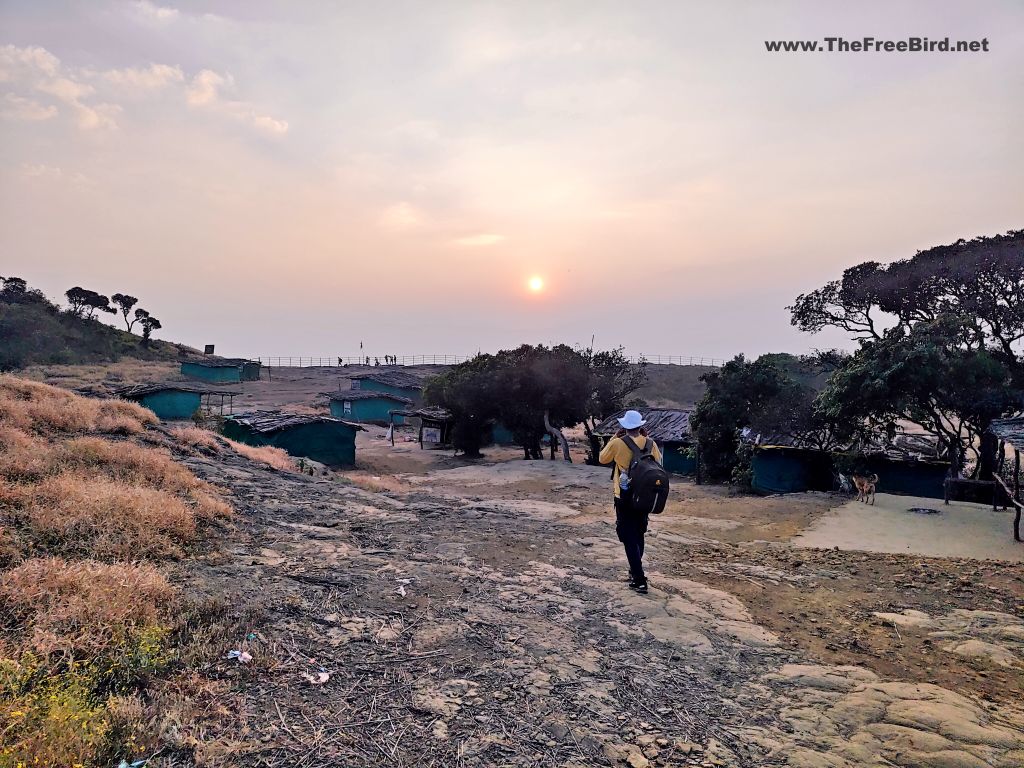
[0,284,191,370]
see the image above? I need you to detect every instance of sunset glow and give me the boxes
[528,276,545,293]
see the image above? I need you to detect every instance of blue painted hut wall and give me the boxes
[490,423,516,445]
[661,442,696,475]
[181,362,241,384]
[752,449,833,494]
[239,361,261,381]
[222,420,359,466]
[753,449,949,498]
[330,398,405,425]
[136,390,201,420]
[862,457,948,499]
[355,379,421,404]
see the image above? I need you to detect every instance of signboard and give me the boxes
[422,427,442,444]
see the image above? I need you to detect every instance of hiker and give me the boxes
[599,410,665,594]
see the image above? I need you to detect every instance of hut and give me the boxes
[349,370,423,404]
[181,358,261,384]
[222,410,365,466]
[986,417,1024,541]
[594,408,696,475]
[115,383,239,421]
[327,390,413,425]
[746,431,948,498]
[389,406,454,449]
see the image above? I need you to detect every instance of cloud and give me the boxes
[105,63,184,90]
[1,93,57,121]
[20,163,63,179]
[451,233,505,247]
[0,44,59,81]
[0,45,285,136]
[186,69,287,135]
[185,69,227,106]
[379,202,425,230]
[131,0,179,25]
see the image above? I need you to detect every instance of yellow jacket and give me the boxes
[599,434,662,498]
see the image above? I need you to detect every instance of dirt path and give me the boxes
[172,446,1024,767]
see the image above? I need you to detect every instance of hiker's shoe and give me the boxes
[629,580,649,595]
[624,572,636,583]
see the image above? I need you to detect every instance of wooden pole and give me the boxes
[1015,450,1022,542]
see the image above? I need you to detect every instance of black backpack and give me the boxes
[622,436,670,515]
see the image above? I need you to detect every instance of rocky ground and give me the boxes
[160,431,1024,768]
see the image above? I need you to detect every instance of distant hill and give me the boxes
[634,364,717,409]
[0,281,192,370]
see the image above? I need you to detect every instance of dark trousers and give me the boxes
[615,497,649,583]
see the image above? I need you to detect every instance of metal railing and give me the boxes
[253,354,726,368]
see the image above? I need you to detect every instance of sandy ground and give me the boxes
[795,494,1024,562]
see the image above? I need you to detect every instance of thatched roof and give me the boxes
[349,370,424,390]
[226,410,365,434]
[746,429,944,461]
[391,406,453,422]
[115,382,241,398]
[325,390,414,404]
[989,417,1024,453]
[594,408,692,444]
[182,357,259,369]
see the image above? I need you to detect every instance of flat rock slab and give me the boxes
[793,494,1024,562]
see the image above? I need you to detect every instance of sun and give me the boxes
[528,276,544,292]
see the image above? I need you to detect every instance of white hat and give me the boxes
[617,410,646,430]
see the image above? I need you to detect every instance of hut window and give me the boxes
[343,400,352,415]
[351,381,361,390]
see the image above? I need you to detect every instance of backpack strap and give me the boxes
[621,435,643,460]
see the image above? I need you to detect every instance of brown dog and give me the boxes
[852,473,878,505]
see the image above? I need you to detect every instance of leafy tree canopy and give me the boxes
[424,344,646,459]
[790,230,1024,478]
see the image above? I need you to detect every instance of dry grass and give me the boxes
[224,438,297,472]
[18,360,183,395]
[171,425,223,452]
[0,559,176,767]
[0,375,157,435]
[0,557,175,659]
[4,475,202,560]
[0,376,236,765]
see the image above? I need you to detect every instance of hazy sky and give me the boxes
[1,1,1022,360]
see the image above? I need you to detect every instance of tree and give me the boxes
[790,230,1024,479]
[111,293,139,331]
[65,287,115,320]
[817,319,1016,478]
[136,312,162,345]
[582,348,648,464]
[1,276,47,306]
[690,354,842,481]
[424,344,641,460]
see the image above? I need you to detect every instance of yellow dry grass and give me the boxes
[0,376,236,765]
[223,438,297,472]
[171,425,222,452]
[0,557,175,659]
[17,360,183,394]
[0,375,156,435]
